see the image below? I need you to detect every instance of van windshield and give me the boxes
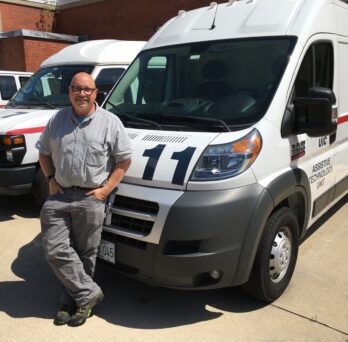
[8,65,93,109]
[105,37,296,132]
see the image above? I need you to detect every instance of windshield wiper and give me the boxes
[5,99,33,109]
[5,100,16,107]
[163,115,231,132]
[26,98,56,109]
[106,101,163,130]
[9,98,56,109]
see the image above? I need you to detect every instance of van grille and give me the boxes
[128,133,139,140]
[111,214,153,235]
[102,231,147,250]
[104,195,159,241]
[142,134,188,143]
[115,195,159,214]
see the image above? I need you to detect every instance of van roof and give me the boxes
[41,39,146,68]
[145,0,348,49]
[0,70,33,75]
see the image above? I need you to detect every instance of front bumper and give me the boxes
[100,182,267,289]
[0,165,36,195]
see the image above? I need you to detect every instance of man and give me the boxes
[36,72,131,327]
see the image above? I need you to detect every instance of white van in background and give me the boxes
[97,0,348,302]
[0,39,145,204]
[0,70,32,108]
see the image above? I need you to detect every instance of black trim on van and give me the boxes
[313,175,348,217]
[233,168,311,285]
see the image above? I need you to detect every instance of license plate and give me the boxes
[98,239,116,264]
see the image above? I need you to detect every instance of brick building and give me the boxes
[0,0,225,72]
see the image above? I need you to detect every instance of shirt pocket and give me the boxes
[85,141,108,167]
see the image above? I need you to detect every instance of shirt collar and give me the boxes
[70,102,99,125]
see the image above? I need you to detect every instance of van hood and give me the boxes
[123,128,247,190]
[0,108,57,134]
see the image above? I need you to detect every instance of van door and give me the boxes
[335,38,348,199]
[288,39,336,225]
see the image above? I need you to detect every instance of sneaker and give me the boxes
[54,304,76,326]
[67,289,104,327]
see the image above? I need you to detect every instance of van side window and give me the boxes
[294,42,333,97]
[95,68,125,93]
[0,76,17,100]
[139,56,168,104]
[19,76,31,88]
[124,56,168,104]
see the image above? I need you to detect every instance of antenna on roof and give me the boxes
[209,2,218,8]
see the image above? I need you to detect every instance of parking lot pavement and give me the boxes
[0,194,347,342]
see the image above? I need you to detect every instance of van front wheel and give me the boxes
[242,207,299,303]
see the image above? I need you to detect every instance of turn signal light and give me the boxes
[1,135,25,146]
[2,137,11,146]
[13,136,24,145]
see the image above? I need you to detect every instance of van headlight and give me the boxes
[191,129,262,181]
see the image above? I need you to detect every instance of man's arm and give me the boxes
[87,158,131,200]
[39,153,64,195]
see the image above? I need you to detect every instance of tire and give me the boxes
[32,168,49,207]
[242,207,299,303]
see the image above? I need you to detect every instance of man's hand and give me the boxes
[49,178,64,195]
[86,187,109,201]
[86,158,131,201]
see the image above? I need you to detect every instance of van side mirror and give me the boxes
[96,91,108,105]
[282,87,337,138]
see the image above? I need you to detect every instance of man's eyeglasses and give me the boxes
[70,85,96,95]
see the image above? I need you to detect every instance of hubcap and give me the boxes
[269,226,292,283]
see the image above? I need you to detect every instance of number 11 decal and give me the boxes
[171,147,196,185]
[142,144,196,185]
[142,144,166,181]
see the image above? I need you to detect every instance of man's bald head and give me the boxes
[70,72,96,89]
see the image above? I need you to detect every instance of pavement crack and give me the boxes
[271,304,348,336]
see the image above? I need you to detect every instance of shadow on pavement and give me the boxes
[2,193,346,328]
[93,264,265,328]
[0,232,265,328]
[0,233,58,319]
[0,194,40,222]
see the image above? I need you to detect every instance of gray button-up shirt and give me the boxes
[35,104,132,188]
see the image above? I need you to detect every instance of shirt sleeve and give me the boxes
[35,117,52,156]
[110,117,132,162]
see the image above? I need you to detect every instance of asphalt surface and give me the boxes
[0,194,347,342]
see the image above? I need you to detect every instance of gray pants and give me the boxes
[40,189,105,306]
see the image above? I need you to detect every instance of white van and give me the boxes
[0,39,145,203]
[0,70,32,107]
[98,0,348,302]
